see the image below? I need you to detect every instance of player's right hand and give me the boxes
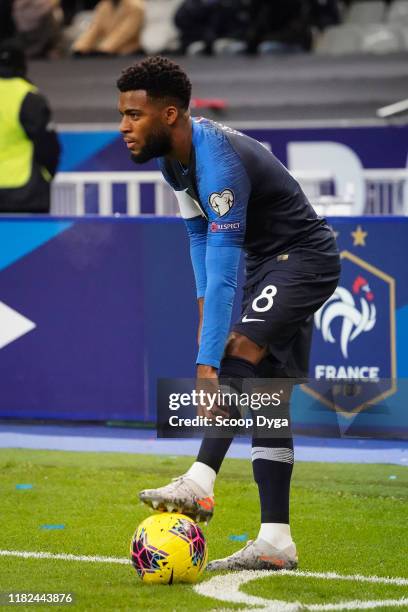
[196,365,229,419]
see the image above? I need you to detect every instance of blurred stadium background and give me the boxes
[1,0,408,457]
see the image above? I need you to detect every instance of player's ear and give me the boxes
[164,105,178,126]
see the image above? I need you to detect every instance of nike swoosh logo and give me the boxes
[241,315,265,323]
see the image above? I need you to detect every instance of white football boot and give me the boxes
[139,475,214,523]
[206,538,298,571]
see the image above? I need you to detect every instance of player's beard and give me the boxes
[130,129,172,164]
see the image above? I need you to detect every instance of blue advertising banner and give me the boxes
[58,124,408,215]
[58,125,408,172]
[0,218,202,420]
[0,216,407,437]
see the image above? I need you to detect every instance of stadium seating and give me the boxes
[360,23,405,53]
[387,0,408,25]
[315,24,363,54]
[140,0,183,55]
[399,25,408,49]
[213,39,247,55]
[345,1,386,25]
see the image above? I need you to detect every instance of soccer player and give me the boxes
[117,57,340,571]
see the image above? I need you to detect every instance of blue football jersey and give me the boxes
[158,118,334,368]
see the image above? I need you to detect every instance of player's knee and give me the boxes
[224,333,248,356]
[225,333,266,364]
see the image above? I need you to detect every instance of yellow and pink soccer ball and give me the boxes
[130,513,208,584]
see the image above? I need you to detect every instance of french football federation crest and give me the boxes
[315,276,376,359]
[304,251,396,416]
[209,189,234,217]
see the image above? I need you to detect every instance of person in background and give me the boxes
[309,0,341,32]
[72,0,145,57]
[174,0,250,55]
[246,0,313,54]
[12,0,63,58]
[0,39,60,214]
[60,0,99,26]
[174,0,220,54]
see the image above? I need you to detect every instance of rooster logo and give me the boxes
[315,275,376,358]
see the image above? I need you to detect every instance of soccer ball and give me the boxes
[130,512,208,584]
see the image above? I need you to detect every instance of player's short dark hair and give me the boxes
[117,56,192,110]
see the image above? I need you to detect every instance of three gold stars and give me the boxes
[351,225,367,246]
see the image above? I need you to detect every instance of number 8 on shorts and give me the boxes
[252,285,277,312]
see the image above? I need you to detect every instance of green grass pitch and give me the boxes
[0,448,407,611]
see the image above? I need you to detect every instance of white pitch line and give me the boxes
[270,569,408,587]
[1,551,407,586]
[2,550,408,611]
[308,599,408,611]
[0,550,130,565]
[196,572,274,608]
[194,570,408,612]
